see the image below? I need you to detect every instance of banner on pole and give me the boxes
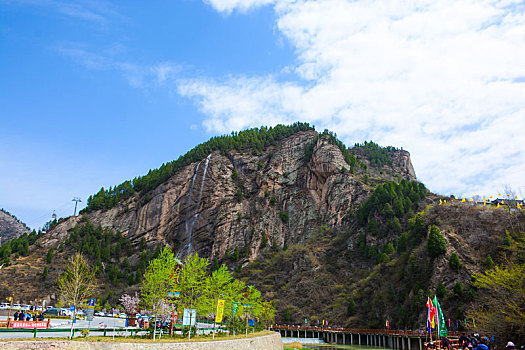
[232,302,239,315]
[215,300,225,323]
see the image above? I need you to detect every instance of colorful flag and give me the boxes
[386,320,389,329]
[426,297,436,333]
[433,296,448,337]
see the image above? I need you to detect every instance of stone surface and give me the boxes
[0,210,30,244]
[42,130,417,263]
[0,332,283,350]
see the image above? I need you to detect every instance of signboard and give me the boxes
[215,299,225,323]
[248,319,257,327]
[69,305,75,311]
[182,308,197,326]
[232,302,239,315]
[86,298,96,321]
[11,321,48,329]
[168,291,180,299]
[86,309,94,321]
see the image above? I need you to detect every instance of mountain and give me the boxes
[0,209,30,244]
[0,124,522,342]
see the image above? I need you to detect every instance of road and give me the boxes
[0,316,222,339]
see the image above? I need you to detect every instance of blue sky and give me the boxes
[1,0,524,230]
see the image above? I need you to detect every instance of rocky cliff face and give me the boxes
[0,209,30,244]
[44,130,416,263]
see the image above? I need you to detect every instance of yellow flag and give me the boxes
[498,193,501,197]
[215,299,225,323]
[444,200,446,204]
[497,203,500,208]
[439,199,442,205]
[490,196,493,199]
[515,196,519,199]
[462,198,466,202]
[470,198,474,202]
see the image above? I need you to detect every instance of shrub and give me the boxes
[279,211,289,223]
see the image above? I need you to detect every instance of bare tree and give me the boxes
[501,183,517,199]
[57,253,97,339]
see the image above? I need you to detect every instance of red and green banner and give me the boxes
[433,296,448,337]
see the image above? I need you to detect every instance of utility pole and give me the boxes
[72,197,82,216]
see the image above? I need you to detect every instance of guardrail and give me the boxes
[0,325,229,339]
[271,325,465,338]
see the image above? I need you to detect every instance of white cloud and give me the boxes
[182,0,525,196]
[55,43,181,88]
[204,0,275,14]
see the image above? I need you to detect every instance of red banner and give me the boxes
[11,321,49,329]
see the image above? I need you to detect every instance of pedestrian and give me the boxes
[13,311,19,321]
[475,337,489,350]
[506,342,515,350]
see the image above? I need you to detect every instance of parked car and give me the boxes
[42,308,61,316]
[94,311,105,316]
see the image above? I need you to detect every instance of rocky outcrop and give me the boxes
[0,209,30,244]
[43,130,417,263]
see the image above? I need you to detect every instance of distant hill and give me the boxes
[0,209,30,244]
[0,123,522,344]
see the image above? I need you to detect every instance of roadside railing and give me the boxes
[271,325,465,338]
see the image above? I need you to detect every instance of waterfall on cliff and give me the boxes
[177,154,212,258]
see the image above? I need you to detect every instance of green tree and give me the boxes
[436,282,447,298]
[140,246,178,340]
[259,300,276,329]
[347,299,356,316]
[177,253,209,316]
[468,264,525,344]
[57,253,98,339]
[202,265,234,337]
[42,266,48,280]
[453,282,463,296]
[449,252,461,270]
[46,247,54,264]
[427,225,447,258]
[485,255,494,271]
